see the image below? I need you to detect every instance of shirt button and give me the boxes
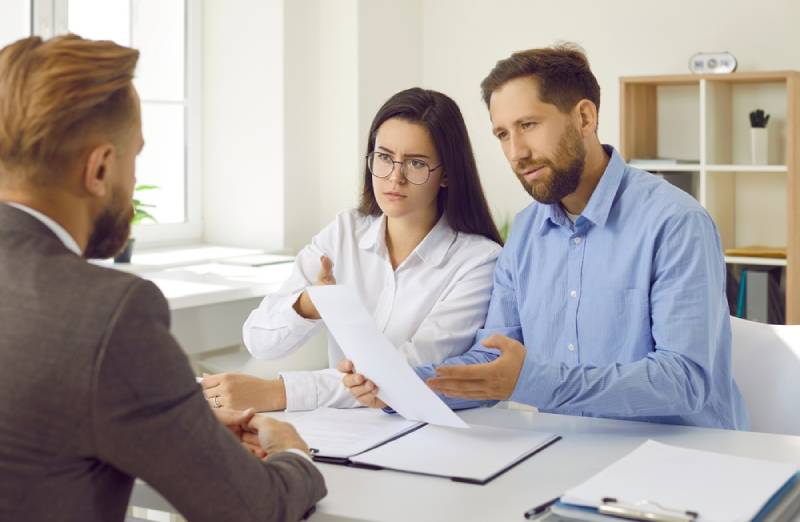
[569,290,577,299]
[567,343,575,352]
[573,237,582,245]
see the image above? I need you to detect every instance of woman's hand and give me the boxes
[202,373,287,412]
[293,255,336,320]
[337,359,387,409]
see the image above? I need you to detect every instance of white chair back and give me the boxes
[730,316,800,436]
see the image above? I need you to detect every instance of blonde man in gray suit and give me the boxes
[0,35,326,521]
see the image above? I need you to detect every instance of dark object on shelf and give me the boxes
[655,172,695,197]
[727,265,785,324]
[749,109,770,128]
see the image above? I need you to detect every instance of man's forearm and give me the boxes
[511,350,710,417]
[414,346,501,410]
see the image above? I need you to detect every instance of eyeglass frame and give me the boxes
[365,151,443,185]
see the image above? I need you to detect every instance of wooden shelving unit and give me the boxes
[620,71,800,324]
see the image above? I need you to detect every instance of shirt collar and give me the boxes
[579,145,625,228]
[358,213,387,251]
[5,202,82,255]
[412,213,456,266]
[538,145,625,235]
[358,212,457,267]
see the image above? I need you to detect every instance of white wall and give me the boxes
[203,0,285,250]
[283,0,321,253]
[420,0,800,223]
[283,0,423,251]
[204,0,800,252]
[357,0,423,163]
[316,0,361,233]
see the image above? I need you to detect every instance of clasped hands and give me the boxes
[213,407,309,460]
[339,334,528,407]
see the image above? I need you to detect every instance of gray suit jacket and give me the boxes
[0,204,326,521]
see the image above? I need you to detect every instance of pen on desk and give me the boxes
[523,497,559,519]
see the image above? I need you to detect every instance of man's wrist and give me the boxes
[284,448,313,461]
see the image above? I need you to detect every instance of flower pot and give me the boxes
[750,127,768,165]
[114,238,135,264]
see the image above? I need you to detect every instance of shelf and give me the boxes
[706,164,787,173]
[631,163,700,172]
[635,164,787,173]
[621,69,799,323]
[725,256,787,267]
[621,71,799,85]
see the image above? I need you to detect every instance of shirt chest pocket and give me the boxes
[577,287,652,363]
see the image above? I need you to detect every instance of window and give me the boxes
[30,0,202,244]
[0,1,31,48]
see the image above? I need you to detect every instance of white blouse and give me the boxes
[242,209,501,411]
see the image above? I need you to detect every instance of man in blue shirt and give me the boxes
[342,44,748,429]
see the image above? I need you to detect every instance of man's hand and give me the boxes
[293,255,336,320]
[202,373,287,412]
[426,335,527,400]
[242,416,311,456]
[212,406,256,438]
[212,407,267,459]
[337,359,387,409]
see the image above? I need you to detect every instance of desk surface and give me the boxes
[135,262,293,310]
[94,245,294,310]
[311,408,800,522]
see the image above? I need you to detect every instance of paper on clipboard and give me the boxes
[307,284,468,429]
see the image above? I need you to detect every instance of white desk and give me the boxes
[310,408,800,522]
[100,245,295,355]
[138,262,293,355]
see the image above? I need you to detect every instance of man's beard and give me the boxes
[84,185,133,260]
[515,123,586,204]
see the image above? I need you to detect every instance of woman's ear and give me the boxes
[440,172,448,188]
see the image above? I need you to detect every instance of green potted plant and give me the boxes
[114,184,157,263]
[497,214,512,244]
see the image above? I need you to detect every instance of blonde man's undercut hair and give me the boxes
[0,34,139,184]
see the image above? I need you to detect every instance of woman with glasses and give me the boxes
[202,88,502,412]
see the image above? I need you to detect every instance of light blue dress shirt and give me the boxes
[416,146,749,430]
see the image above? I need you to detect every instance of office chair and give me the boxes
[730,316,800,436]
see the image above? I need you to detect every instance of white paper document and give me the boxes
[349,423,559,484]
[263,408,423,460]
[264,408,559,484]
[307,284,468,428]
[561,440,799,522]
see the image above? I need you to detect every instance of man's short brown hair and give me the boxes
[480,43,600,115]
[0,34,139,183]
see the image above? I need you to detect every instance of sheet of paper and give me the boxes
[307,285,468,428]
[350,424,558,483]
[261,408,422,459]
[562,440,799,522]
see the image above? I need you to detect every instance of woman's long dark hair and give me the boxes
[357,87,502,245]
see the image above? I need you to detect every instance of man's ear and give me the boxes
[82,144,114,198]
[574,99,598,137]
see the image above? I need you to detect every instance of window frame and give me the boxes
[32,0,203,246]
